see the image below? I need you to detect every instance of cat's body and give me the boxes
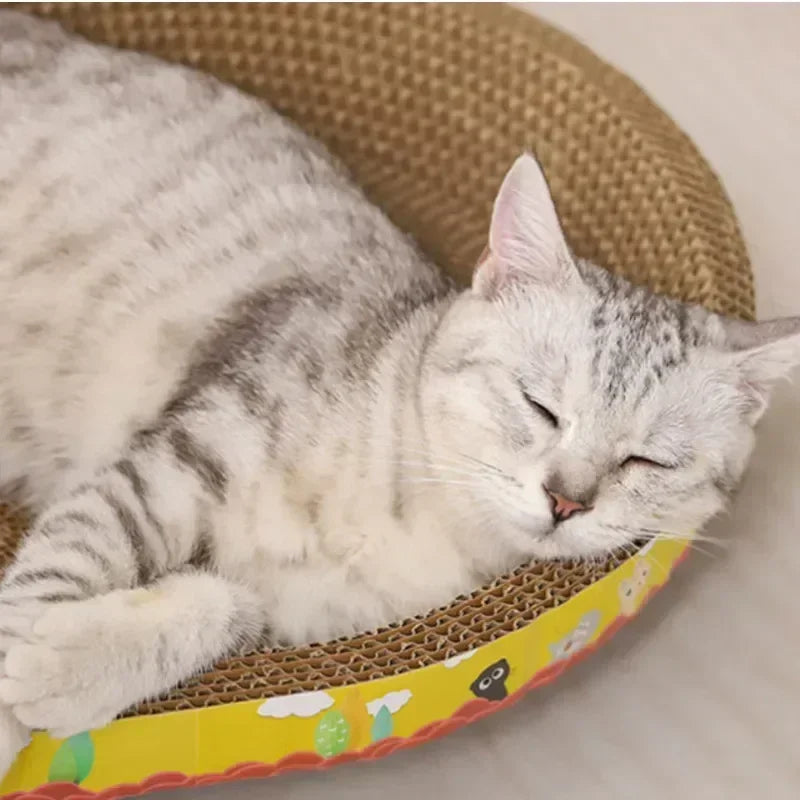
[0,11,471,645]
[1,11,799,774]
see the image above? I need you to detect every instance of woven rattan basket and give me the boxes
[2,3,754,797]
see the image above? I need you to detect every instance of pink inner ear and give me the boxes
[488,182,516,257]
[472,245,511,299]
[483,154,575,289]
[475,244,491,269]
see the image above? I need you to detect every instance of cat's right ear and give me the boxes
[472,153,577,299]
[720,315,800,423]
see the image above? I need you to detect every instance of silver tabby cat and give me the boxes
[1,12,798,772]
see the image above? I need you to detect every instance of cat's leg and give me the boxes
[0,569,266,738]
[0,409,260,772]
[0,463,173,772]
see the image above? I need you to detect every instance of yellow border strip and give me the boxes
[2,539,687,795]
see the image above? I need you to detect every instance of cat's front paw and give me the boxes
[0,600,128,739]
[0,703,30,780]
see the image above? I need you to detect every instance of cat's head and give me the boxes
[422,153,800,562]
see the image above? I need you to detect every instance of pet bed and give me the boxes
[1,3,754,797]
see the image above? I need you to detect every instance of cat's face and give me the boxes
[422,154,800,562]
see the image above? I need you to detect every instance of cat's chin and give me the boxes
[519,522,615,562]
[524,536,583,561]
[507,520,574,561]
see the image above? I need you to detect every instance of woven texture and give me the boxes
[3,2,754,717]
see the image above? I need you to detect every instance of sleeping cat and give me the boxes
[0,11,798,772]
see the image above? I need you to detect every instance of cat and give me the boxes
[0,11,799,774]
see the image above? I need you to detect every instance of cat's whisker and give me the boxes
[397,452,511,482]
[605,523,728,549]
[457,452,507,476]
[390,444,476,466]
[387,460,490,479]
[399,477,484,490]
[638,530,728,549]
[376,454,524,493]
[389,452,466,471]
[382,461,500,490]
[640,534,722,560]
[684,542,722,560]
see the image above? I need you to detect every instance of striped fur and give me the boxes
[1,12,799,770]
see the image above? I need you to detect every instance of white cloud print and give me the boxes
[366,689,412,717]
[257,691,334,719]
[443,650,477,669]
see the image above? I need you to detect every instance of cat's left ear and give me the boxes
[721,316,800,422]
[473,153,577,299]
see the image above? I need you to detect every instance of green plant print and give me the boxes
[48,731,95,784]
[370,704,393,742]
[314,709,350,758]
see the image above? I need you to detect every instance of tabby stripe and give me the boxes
[169,428,228,502]
[413,301,451,424]
[97,488,154,585]
[189,521,214,568]
[6,567,94,597]
[53,539,114,578]
[114,458,169,550]
[39,511,122,583]
[37,592,85,603]
[42,510,101,531]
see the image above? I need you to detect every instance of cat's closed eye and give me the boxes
[519,383,558,427]
[620,455,675,470]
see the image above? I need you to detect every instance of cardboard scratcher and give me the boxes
[2,3,754,797]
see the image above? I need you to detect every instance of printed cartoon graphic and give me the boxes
[48,732,94,785]
[634,559,651,584]
[366,689,413,743]
[340,688,372,751]
[548,610,601,662]
[469,659,510,701]
[443,649,477,669]
[619,559,652,615]
[618,578,638,615]
[258,690,334,719]
[366,689,412,717]
[314,709,350,758]
[371,705,393,742]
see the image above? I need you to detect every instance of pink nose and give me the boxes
[543,487,588,522]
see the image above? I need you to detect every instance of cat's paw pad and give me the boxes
[0,601,125,738]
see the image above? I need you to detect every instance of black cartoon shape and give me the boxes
[470,658,510,701]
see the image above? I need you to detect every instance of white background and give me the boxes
[162,5,800,798]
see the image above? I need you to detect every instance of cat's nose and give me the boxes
[543,486,589,523]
